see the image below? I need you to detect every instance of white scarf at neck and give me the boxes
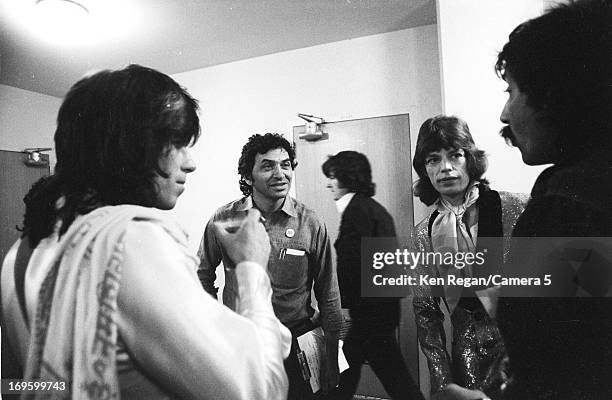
[431,182,480,313]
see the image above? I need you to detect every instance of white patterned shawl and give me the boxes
[22,205,188,400]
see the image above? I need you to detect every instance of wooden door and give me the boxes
[0,150,50,262]
[293,114,419,398]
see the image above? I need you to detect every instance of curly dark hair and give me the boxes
[237,133,297,196]
[321,151,375,197]
[413,115,488,206]
[495,0,612,157]
[21,64,200,247]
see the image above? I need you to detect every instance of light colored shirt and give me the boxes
[198,196,342,333]
[334,192,355,215]
[1,208,290,400]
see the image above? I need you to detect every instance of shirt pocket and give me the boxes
[269,239,309,290]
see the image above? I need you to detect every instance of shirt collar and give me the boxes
[335,192,355,214]
[236,195,298,218]
[280,196,298,217]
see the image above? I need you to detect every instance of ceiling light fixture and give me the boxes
[2,0,139,47]
[35,0,89,16]
[33,0,90,45]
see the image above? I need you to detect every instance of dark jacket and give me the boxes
[498,152,612,400]
[334,193,398,322]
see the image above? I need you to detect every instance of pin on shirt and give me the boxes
[285,228,295,238]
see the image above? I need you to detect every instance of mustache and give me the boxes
[500,125,517,147]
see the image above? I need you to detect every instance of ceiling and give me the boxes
[0,0,436,98]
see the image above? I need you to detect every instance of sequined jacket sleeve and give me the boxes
[498,191,530,263]
[411,192,528,394]
[411,216,453,392]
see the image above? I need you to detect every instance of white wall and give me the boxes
[0,2,548,247]
[172,25,443,251]
[436,0,547,195]
[0,84,61,166]
[0,25,443,251]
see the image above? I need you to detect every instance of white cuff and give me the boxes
[235,261,273,312]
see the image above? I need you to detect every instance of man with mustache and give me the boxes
[495,0,612,398]
[198,133,342,399]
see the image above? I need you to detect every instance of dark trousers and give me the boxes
[332,307,424,400]
[285,319,317,400]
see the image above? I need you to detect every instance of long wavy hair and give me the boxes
[21,65,200,247]
[413,115,488,206]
